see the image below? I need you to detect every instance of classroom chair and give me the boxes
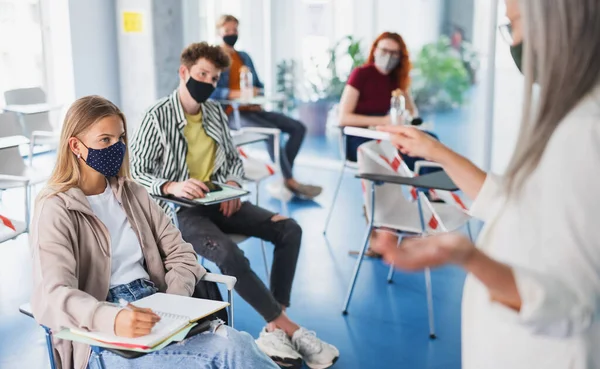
[19,270,237,369]
[322,122,358,236]
[4,87,60,164]
[342,140,471,338]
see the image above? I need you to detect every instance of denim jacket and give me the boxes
[212,50,264,100]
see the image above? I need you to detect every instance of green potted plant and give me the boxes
[411,36,472,111]
[275,59,297,113]
[298,35,366,134]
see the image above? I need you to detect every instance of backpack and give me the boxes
[191,268,229,325]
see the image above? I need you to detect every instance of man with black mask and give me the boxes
[130,42,339,369]
[213,14,323,200]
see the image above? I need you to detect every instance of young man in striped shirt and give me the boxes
[130,42,339,369]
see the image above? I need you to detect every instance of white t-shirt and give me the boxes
[86,182,150,287]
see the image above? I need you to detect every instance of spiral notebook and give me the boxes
[70,293,229,350]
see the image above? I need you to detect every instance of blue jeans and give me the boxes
[87,279,278,369]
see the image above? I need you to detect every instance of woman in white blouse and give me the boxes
[372,0,600,368]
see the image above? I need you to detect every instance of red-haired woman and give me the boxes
[339,32,437,165]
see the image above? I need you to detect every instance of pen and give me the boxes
[118,298,133,310]
[118,298,160,320]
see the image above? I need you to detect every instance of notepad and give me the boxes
[192,183,249,205]
[70,294,229,350]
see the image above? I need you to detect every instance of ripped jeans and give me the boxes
[88,278,278,369]
[178,201,302,323]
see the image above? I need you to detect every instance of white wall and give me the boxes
[68,0,121,105]
[445,0,474,39]
[272,0,444,72]
[40,0,75,105]
[115,0,156,132]
[373,0,444,52]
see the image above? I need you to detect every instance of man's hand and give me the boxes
[163,179,210,199]
[220,181,242,217]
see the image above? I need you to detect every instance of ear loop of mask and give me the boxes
[76,139,89,164]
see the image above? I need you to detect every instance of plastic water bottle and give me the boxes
[390,89,406,125]
[240,66,254,100]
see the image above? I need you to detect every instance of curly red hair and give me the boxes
[366,32,411,91]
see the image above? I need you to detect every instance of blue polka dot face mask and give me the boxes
[78,140,126,177]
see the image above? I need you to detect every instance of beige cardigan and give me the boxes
[30,177,205,369]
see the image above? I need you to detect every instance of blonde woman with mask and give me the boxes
[372,0,600,368]
[29,96,279,369]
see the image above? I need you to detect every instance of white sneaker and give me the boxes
[255,327,303,368]
[292,328,339,369]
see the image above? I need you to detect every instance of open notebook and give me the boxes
[70,293,229,350]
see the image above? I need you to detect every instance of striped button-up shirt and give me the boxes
[130,89,245,218]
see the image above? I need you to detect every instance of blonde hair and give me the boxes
[216,14,239,29]
[39,96,130,199]
[505,0,600,194]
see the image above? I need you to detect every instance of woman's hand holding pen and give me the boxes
[114,299,161,338]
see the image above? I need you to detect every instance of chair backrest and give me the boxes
[0,144,28,178]
[4,87,46,105]
[357,140,446,234]
[4,88,53,134]
[324,105,353,165]
[357,140,414,220]
[237,147,276,181]
[0,112,25,138]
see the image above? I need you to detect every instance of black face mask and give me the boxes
[186,76,215,103]
[223,34,238,47]
[510,42,523,73]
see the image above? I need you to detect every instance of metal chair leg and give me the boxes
[260,241,270,282]
[386,234,403,283]
[255,181,260,205]
[43,326,57,369]
[29,137,35,166]
[323,162,347,235]
[168,202,179,229]
[280,197,289,216]
[254,181,271,281]
[228,289,235,328]
[342,181,376,314]
[466,220,474,242]
[425,267,436,339]
[91,346,107,369]
[25,185,31,233]
[417,191,436,339]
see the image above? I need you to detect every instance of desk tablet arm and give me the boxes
[238,127,282,167]
[414,160,442,176]
[0,174,30,187]
[202,273,237,291]
[355,173,407,186]
[239,126,281,137]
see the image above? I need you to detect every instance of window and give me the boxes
[0,0,46,106]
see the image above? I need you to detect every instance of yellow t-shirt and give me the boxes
[183,110,216,182]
